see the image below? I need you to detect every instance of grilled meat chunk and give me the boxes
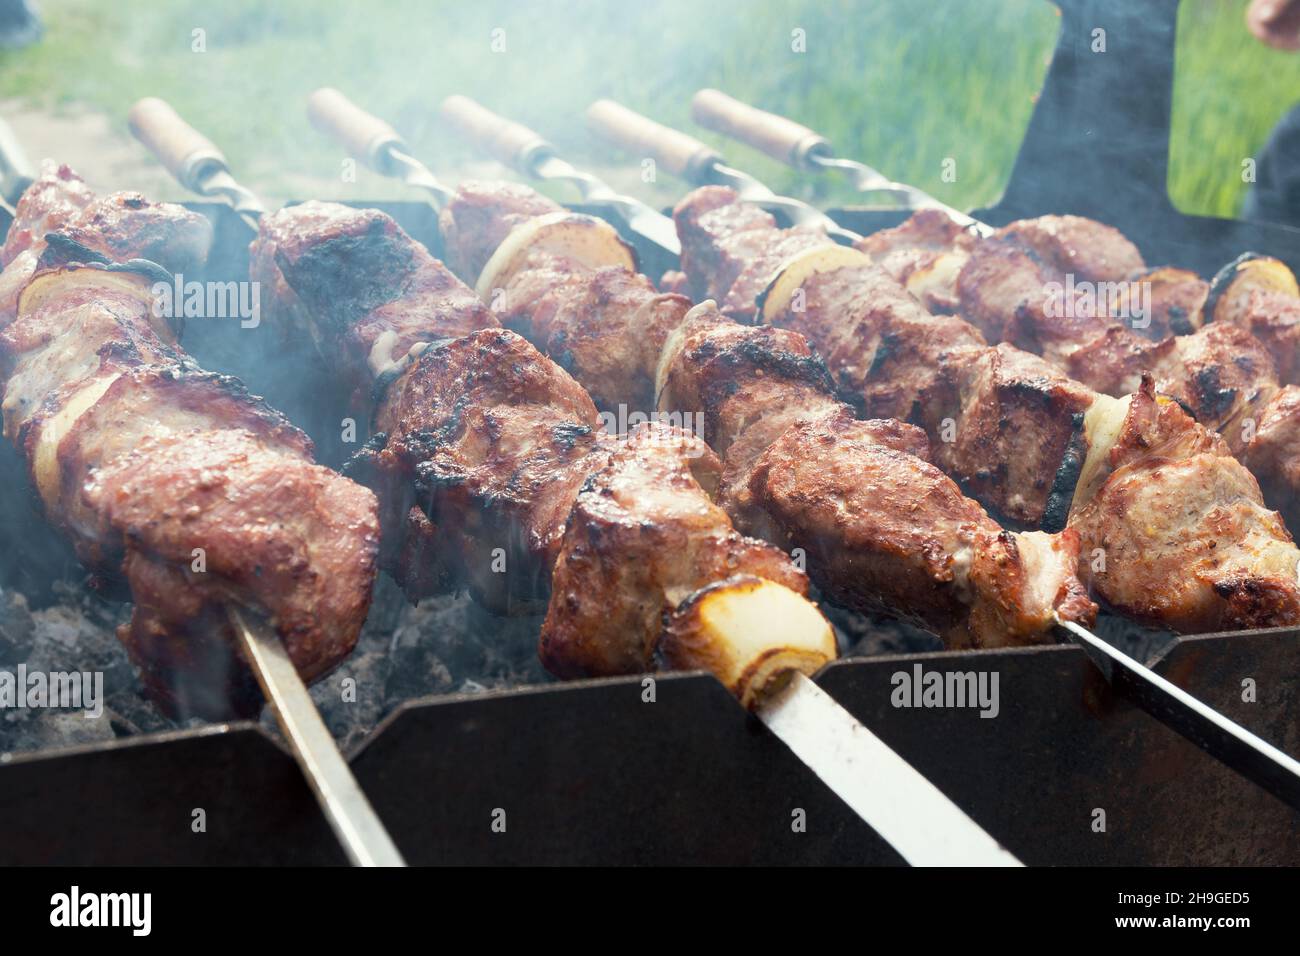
[1071,380,1300,631]
[349,327,609,610]
[254,201,495,406]
[924,344,1096,530]
[674,185,834,319]
[496,254,691,411]
[1,163,211,326]
[438,179,564,283]
[540,423,813,692]
[0,161,95,266]
[748,407,1096,648]
[85,427,378,717]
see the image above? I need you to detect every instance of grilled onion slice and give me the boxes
[474,211,637,300]
[755,244,872,324]
[1205,253,1300,326]
[662,574,835,710]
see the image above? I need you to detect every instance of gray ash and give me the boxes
[1,570,1177,759]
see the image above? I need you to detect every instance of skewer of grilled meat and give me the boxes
[250,201,832,706]
[435,180,1096,649]
[853,204,1300,535]
[0,166,380,718]
[671,186,1300,634]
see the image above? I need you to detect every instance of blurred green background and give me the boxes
[0,0,1297,215]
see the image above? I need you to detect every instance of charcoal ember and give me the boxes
[821,598,943,657]
[396,593,550,694]
[23,711,117,750]
[384,637,453,704]
[0,589,34,661]
[311,628,391,753]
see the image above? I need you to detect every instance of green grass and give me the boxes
[0,0,1296,217]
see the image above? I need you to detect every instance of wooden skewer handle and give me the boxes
[306,87,404,168]
[691,88,828,168]
[440,95,551,172]
[128,97,226,190]
[586,99,719,181]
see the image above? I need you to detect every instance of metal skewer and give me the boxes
[229,607,406,867]
[303,87,1020,865]
[454,99,1300,816]
[124,97,406,867]
[439,95,679,254]
[586,99,862,246]
[690,88,994,238]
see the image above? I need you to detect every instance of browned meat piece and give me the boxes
[924,344,1097,530]
[47,364,310,565]
[1070,380,1300,632]
[719,227,834,321]
[497,254,690,411]
[854,209,977,313]
[1233,288,1300,385]
[998,215,1146,284]
[1,169,211,326]
[350,327,609,610]
[0,161,95,266]
[1058,323,1174,396]
[769,258,986,422]
[956,217,1146,368]
[654,302,844,534]
[438,179,564,283]
[748,407,1096,648]
[255,202,495,408]
[1243,385,1300,533]
[1132,266,1209,338]
[540,423,807,680]
[85,428,378,717]
[855,208,974,260]
[673,185,775,303]
[672,185,833,317]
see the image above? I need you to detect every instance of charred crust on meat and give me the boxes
[1192,365,1238,420]
[274,217,416,337]
[1041,412,1087,533]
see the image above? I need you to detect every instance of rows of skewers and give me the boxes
[3,87,1300,761]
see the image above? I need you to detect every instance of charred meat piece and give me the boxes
[749,407,1096,648]
[924,344,1096,531]
[1071,380,1300,632]
[540,423,819,706]
[85,427,378,717]
[1,164,211,326]
[496,254,691,411]
[349,327,609,611]
[0,160,95,266]
[0,260,379,719]
[254,201,496,406]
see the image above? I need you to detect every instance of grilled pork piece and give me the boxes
[0,257,379,719]
[541,423,826,706]
[252,201,495,408]
[750,406,1095,648]
[1070,379,1300,632]
[439,180,565,283]
[1,162,212,326]
[350,327,609,609]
